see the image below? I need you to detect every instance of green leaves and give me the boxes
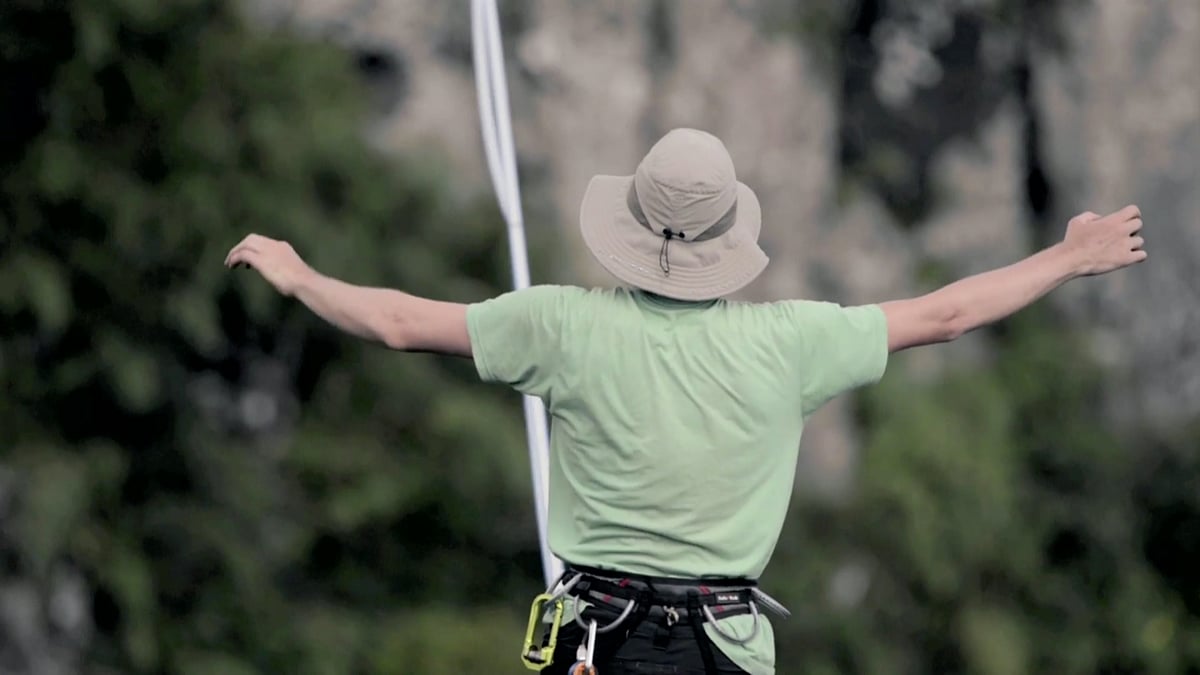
[12,450,91,577]
[1,2,541,673]
[10,251,73,335]
[96,328,163,413]
[776,314,1200,674]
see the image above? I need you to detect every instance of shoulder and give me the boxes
[471,284,585,306]
[514,284,638,306]
[758,299,882,320]
[717,298,837,321]
[468,284,619,318]
[720,299,885,335]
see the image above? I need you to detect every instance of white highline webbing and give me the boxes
[470,0,563,589]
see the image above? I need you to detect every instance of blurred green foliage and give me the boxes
[774,312,1200,674]
[1,0,536,672]
[1,1,1198,674]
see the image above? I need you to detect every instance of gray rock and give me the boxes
[1034,0,1200,426]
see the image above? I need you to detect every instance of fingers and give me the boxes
[1130,235,1145,250]
[1071,211,1101,225]
[1131,249,1149,263]
[1124,217,1143,235]
[224,234,254,266]
[1117,204,1141,221]
[224,233,279,268]
[225,244,258,268]
[225,247,260,270]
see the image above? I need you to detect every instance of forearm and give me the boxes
[881,207,1141,352]
[931,243,1082,337]
[291,271,421,348]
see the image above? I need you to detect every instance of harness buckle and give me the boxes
[664,606,680,627]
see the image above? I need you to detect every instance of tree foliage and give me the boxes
[773,313,1200,674]
[1,0,537,672]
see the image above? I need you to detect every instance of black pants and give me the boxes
[550,603,749,675]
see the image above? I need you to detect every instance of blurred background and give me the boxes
[1,0,1198,673]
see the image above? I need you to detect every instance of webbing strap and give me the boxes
[575,575,755,611]
[469,0,560,590]
[567,563,757,589]
[687,591,720,675]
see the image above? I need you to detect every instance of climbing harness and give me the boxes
[522,566,790,674]
[469,0,561,589]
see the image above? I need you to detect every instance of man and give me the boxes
[225,128,1146,674]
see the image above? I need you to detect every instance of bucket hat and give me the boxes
[579,128,769,301]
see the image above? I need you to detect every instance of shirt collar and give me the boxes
[632,288,720,310]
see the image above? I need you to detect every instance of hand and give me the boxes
[1061,205,1147,276]
[224,234,315,296]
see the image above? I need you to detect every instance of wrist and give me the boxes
[1047,242,1088,279]
[287,265,321,298]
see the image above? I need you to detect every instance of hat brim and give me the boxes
[579,175,769,301]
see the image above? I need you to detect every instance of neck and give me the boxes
[635,288,720,308]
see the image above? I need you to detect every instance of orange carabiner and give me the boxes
[570,662,598,675]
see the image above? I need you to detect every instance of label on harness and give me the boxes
[713,593,741,604]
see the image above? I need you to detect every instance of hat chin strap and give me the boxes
[658,227,685,275]
[626,182,739,244]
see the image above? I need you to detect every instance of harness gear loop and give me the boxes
[573,594,638,634]
[752,587,791,619]
[702,601,762,645]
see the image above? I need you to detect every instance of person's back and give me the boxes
[226,127,1148,674]
[469,285,886,581]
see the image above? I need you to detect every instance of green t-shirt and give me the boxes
[467,285,888,674]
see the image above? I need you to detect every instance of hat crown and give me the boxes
[633,128,738,236]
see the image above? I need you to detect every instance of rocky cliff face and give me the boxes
[250,0,1198,437]
[1034,0,1200,427]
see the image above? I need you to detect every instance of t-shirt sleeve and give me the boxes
[466,285,572,399]
[785,301,889,415]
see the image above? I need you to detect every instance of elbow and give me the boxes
[380,329,410,351]
[939,305,972,343]
[376,312,413,351]
[885,297,969,352]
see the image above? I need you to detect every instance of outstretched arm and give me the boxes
[882,206,1146,353]
[224,234,471,356]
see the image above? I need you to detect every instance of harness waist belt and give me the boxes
[568,568,754,616]
[563,564,790,620]
[568,563,757,589]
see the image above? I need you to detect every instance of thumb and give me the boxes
[1069,211,1101,228]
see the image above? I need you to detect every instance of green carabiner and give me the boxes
[520,593,565,671]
